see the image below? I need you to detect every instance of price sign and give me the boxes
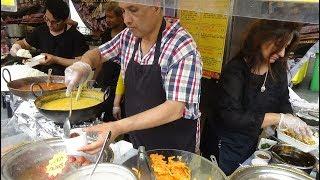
[46,152,68,177]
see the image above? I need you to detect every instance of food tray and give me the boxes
[257,138,277,151]
[277,129,318,153]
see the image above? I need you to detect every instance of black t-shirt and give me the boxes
[216,57,292,138]
[25,25,89,75]
[95,28,120,90]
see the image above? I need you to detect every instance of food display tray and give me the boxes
[277,129,318,153]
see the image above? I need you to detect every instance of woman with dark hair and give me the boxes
[200,20,313,175]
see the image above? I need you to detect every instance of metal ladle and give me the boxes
[63,92,72,138]
[89,131,112,179]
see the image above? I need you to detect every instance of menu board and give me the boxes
[179,2,230,79]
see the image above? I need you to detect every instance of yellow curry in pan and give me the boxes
[41,97,102,110]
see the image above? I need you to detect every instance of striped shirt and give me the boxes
[99,19,202,119]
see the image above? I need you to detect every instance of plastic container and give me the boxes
[310,53,319,91]
[257,138,277,151]
[64,128,88,156]
[277,129,318,153]
[253,150,271,163]
[251,158,268,166]
[292,60,309,85]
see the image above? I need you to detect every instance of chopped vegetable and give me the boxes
[261,143,271,149]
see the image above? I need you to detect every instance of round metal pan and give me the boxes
[2,68,66,100]
[229,165,313,180]
[34,88,109,125]
[270,144,316,173]
[122,149,227,180]
[1,137,114,180]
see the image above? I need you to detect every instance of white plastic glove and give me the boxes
[112,106,121,120]
[10,44,22,57]
[64,61,92,96]
[265,126,276,137]
[279,113,313,137]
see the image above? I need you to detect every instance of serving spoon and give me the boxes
[46,68,52,86]
[63,91,72,138]
[89,131,112,179]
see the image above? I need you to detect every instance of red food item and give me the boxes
[68,156,76,163]
[69,133,80,138]
[68,155,92,167]
[75,156,86,165]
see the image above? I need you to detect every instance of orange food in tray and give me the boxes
[19,82,65,91]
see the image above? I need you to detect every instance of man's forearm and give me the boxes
[15,39,31,50]
[55,56,79,67]
[81,48,102,69]
[114,100,185,134]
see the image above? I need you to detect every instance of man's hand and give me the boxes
[10,44,22,57]
[64,61,92,96]
[77,122,122,154]
[40,53,56,65]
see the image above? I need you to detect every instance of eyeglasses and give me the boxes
[43,15,62,26]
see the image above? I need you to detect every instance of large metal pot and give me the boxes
[270,144,317,174]
[122,149,227,180]
[2,68,66,100]
[229,165,313,180]
[34,88,109,125]
[1,137,114,180]
[5,24,27,38]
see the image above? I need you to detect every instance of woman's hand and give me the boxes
[77,122,122,154]
[279,113,313,137]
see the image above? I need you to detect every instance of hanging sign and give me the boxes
[1,0,17,12]
[179,0,230,79]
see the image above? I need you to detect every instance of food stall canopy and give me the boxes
[111,0,319,24]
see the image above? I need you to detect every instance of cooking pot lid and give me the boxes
[229,165,313,180]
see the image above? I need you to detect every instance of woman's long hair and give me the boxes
[237,19,301,80]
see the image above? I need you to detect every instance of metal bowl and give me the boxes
[2,68,66,101]
[63,163,137,180]
[229,165,313,180]
[122,149,227,180]
[34,88,109,125]
[1,137,114,180]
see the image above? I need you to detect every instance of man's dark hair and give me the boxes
[45,0,69,21]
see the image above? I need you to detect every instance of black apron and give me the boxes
[124,19,197,152]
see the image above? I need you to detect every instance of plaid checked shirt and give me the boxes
[99,20,202,119]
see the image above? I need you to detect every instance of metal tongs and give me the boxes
[137,146,155,180]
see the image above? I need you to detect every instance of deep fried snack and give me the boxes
[283,129,316,145]
[149,153,191,180]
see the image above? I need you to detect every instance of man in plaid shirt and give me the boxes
[65,2,202,153]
